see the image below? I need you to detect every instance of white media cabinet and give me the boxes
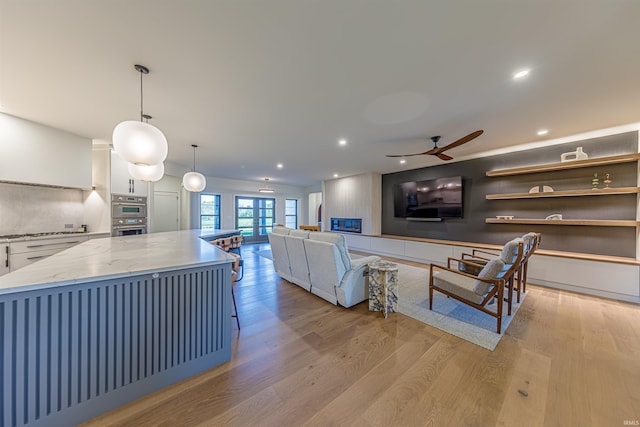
[343,233,640,304]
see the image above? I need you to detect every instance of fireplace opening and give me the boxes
[330,218,362,234]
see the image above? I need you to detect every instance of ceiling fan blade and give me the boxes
[436,153,453,161]
[436,129,484,153]
[385,152,431,157]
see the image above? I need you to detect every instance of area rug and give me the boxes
[394,262,525,351]
[259,249,522,350]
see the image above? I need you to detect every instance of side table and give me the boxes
[368,261,399,318]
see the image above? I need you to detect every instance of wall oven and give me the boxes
[112,195,147,218]
[112,195,148,236]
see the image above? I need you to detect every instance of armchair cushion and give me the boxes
[475,258,506,295]
[433,258,505,304]
[500,237,524,265]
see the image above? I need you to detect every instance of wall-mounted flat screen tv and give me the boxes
[393,176,463,219]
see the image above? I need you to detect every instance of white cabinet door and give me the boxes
[110,151,149,196]
[0,244,9,276]
[9,236,88,272]
[0,113,92,188]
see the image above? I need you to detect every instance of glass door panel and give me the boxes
[236,196,275,243]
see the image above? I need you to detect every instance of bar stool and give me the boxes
[211,237,243,329]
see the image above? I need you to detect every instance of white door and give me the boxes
[153,191,179,232]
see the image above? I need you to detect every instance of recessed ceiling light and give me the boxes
[333,173,339,178]
[537,129,549,136]
[277,163,283,169]
[513,69,530,80]
[399,159,406,164]
[338,139,347,146]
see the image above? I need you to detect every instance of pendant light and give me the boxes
[112,64,168,166]
[183,144,206,192]
[259,178,275,193]
[128,162,165,182]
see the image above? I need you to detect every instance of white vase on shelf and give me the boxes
[561,147,588,162]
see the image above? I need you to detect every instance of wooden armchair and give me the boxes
[461,238,524,315]
[429,257,507,333]
[519,232,541,295]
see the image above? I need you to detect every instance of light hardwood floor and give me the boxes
[82,243,640,426]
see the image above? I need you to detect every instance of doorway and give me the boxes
[235,196,275,243]
[153,191,180,232]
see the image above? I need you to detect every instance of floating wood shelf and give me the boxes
[486,187,640,200]
[486,153,640,177]
[485,218,639,227]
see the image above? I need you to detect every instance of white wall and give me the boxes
[82,144,110,233]
[188,175,309,230]
[308,192,322,227]
[323,172,381,235]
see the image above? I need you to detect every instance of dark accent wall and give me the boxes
[382,131,638,257]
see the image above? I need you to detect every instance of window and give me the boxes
[285,199,298,229]
[200,194,221,230]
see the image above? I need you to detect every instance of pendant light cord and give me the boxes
[191,144,199,172]
[140,69,144,122]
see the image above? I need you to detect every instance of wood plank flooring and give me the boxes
[81,243,640,427]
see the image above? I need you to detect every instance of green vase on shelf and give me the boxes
[591,173,599,190]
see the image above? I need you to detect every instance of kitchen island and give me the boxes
[0,229,239,427]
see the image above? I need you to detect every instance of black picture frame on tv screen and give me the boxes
[393,176,463,219]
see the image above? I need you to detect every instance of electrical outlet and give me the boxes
[64,223,74,229]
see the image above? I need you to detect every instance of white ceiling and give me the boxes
[1,1,639,187]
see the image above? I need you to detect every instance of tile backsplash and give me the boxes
[0,182,84,234]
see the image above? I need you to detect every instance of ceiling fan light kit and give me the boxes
[386,129,484,161]
[183,144,207,192]
[112,64,168,168]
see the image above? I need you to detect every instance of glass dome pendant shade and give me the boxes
[128,162,165,182]
[112,64,168,166]
[113,120,168,166]
[183,144,206,192]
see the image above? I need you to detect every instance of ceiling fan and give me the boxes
[386,129,484,161]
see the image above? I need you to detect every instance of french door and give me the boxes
[235,196,275,243]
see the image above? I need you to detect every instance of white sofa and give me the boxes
[268,226,381,307]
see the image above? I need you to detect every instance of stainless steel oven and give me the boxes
[112,194,148,236]
[111,195,147,218]
[112,218,147,236]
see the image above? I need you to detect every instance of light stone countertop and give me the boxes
[0,229,239,295]
[0,231,108,243]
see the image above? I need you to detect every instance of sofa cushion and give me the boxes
[308,232,351,269]
[284,235,311,291]
[272,226,292,235]
[289,229,310,238]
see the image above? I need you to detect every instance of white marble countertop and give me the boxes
[0,229,240,295]
[0,231,109,243]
